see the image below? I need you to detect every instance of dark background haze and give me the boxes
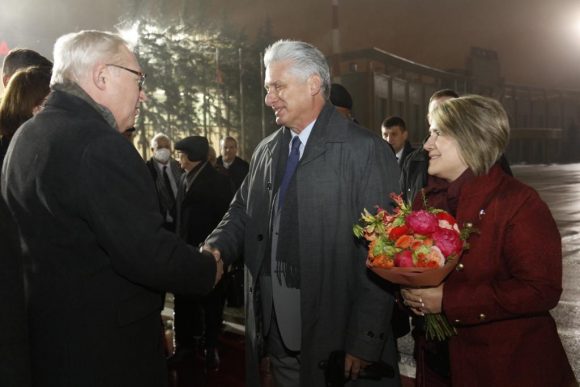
[2,0,580,90]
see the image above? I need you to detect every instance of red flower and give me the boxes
[432,228,463,257]
[394,250,414,267]
[406,210,439,234]
[436,212,456,226]
[388,225,409,241]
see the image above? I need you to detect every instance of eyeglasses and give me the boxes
[106,64,146,91]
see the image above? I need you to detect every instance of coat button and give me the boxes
[455,263,464,271]
[257,234,264,241]
[366,331,375,338]
[479,313,486,321]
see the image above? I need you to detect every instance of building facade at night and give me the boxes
[331,47,580,164]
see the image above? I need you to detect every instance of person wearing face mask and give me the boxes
[146,132,183,232]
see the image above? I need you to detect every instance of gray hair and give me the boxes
[150,133,170,149]
[263,40,331,99]
[51,30,132,87]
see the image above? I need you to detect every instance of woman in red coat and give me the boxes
[401,95,576,387]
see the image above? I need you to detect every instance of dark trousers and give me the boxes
[173,279,226,349]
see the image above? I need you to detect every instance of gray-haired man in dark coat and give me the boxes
[1,30,222,387]
[205,40,402,387]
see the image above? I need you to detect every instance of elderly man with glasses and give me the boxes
[1,30,223,387]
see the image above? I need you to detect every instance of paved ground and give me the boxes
[398,163,580,380]
[513,164,580,379]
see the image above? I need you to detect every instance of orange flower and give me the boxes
[395,234,414,249]
[369,254,394,268]
[411,239,423,251]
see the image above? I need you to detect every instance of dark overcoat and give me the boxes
[427,165,576,386]
[398,141,415,168]
[1,89,217,387]
[0,196,30,386]
[206,103,402,386]
[177,162,234,246]
[216,156,249,190]
[145,157,183,221]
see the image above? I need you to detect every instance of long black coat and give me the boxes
[215,156,249,190]
[177,162,234,246]
[1,89,217,387]
[206,103,402,386]
[0,196,30,386]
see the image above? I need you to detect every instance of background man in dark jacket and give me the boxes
[205,40,401,387]
[381,116,415,167]
[171,136,234,370]
[215,135,249,309]
[216,136,249,190]
[1,30,222,387]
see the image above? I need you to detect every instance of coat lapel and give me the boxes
[266,127,291,195]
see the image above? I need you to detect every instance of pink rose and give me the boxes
[406,210,439,234]
[394,250,414,267]
[432,228,463,257]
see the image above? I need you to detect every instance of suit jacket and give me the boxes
[398,141,415,168]
[0,196,30,386]
[1,89,217,387]
[216,155,249,190]
[177,162,234,246]
[206,103,402,387]
[423,165,575,387]
[146,157,182,226]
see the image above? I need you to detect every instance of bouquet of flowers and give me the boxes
[353,193,474,340]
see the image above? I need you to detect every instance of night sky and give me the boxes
[1,0,580,90]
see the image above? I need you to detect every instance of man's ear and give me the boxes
[93,64,109,91]
[307,74,322,96]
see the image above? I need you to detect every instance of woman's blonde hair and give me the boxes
[430,95,510,175]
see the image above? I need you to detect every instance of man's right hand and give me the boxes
[201,245,223,286]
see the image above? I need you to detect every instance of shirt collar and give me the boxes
[395,147,404,160]
[289,119,315,158]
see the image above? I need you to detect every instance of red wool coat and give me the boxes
[428,165,576,387]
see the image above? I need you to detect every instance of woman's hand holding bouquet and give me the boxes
[353,193,474,340]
